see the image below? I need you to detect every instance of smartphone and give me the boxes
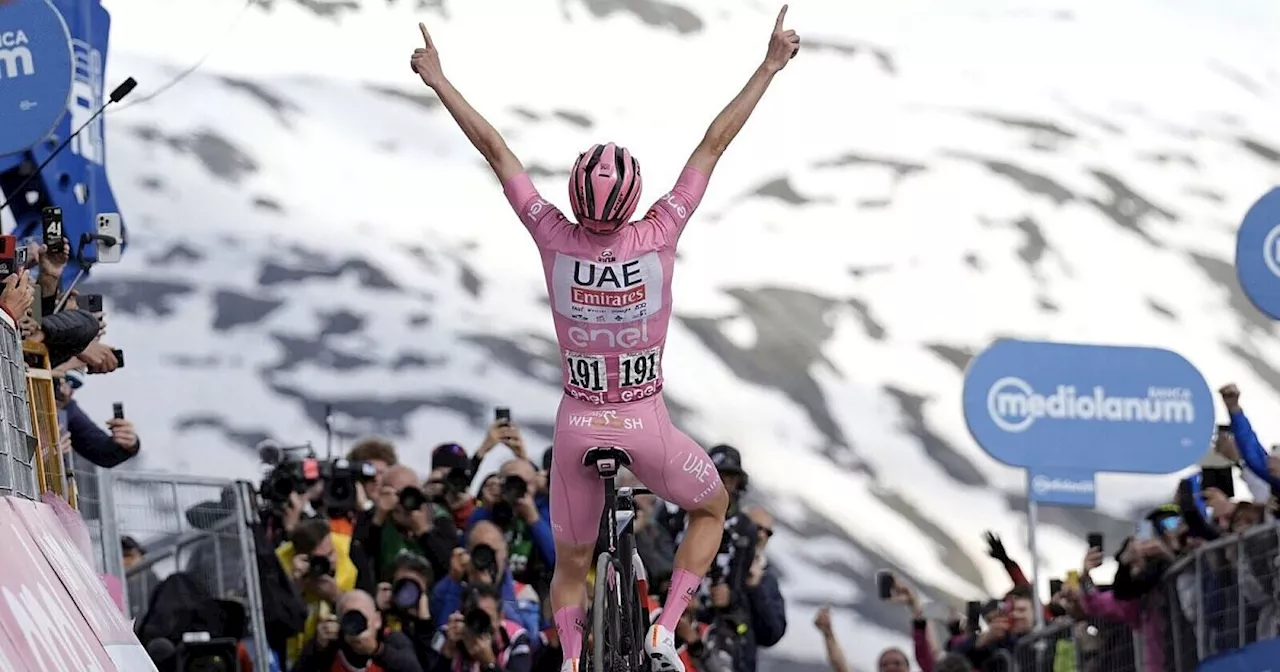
[965,600,981,634]
[0,235,17,278]
[112,402,124,420]
[495,407,511,424]
[1136,520,1155,541]
[1200,466,1235,498]
[96,213,123,263]
[1049,579,1064,596]
[875,570,895,600]
[42,207,65,254]
[81,294,104,313]
[112,348,124,368]
[1086,532,1104,551]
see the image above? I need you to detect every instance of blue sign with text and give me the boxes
[963,339,1213,475]
[1235,188,1280,320]
[0,0,75,156]
[1028,467,1096,508]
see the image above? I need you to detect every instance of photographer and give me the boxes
[947,586,1035,668]
[295,589,423,672]
[432,521,541,637]
[276,518,360,667]
[349,437,400,511]
[436,583,532,672]
[356,465,457,585]
[376,551,441,670]
[468,458,555,595]
[428,443,478,532]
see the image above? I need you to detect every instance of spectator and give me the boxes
[356,464,457,585]
[478,474,503,510]
[432,520,541,636]
[121,535,159,620]
[348,437,399,511]
[470,417,529,473]
[948,586,1035,667]
[294,589,423,672]
[624,472,675,591]
[376,551,440,670]
[275,518,359,667]
[53,364,140,469]
[436,582,533,672]
[813,606,850,672]
[427,443,479,532]
[468,457,555,595]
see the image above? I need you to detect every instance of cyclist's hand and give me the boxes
[448,547,470,581]
[710,582,731,609]
[410,23,446,90]
[446,612,465,643]
[762,5,800,73]
[813,605,833,634]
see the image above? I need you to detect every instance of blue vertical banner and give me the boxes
[1235,188,1280,320]
[0,0,75,157]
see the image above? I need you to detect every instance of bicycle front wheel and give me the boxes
[592,552,621,672]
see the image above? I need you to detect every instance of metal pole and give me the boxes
[1026,473,1045,630]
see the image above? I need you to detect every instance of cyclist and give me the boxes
[409,7,800,672]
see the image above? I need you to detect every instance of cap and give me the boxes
[121,535,143,554]
[432,443,471,473]
[709,444,745,474]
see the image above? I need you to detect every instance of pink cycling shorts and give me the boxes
[549,392,723,545]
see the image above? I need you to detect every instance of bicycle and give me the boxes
[581,447,653,672]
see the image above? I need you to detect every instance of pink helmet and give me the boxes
[568,143,642,233]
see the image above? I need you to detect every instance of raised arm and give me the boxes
[410,22,524,184]
[686,5,801,177]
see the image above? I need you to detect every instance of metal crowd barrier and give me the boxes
[0,312,38,500]
[1156,519,1280,671]
[969,519,1280,672]
[79,468,272,667]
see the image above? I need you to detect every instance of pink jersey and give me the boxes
[503,166,709,405]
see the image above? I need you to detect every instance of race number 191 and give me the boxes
[566,352,606,392]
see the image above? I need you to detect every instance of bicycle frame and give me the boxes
[589,449,652,672]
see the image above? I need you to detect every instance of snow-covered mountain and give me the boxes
[30,0,1280,667]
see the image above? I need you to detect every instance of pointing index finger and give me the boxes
[419,21,433,47]
[775,4,788,29]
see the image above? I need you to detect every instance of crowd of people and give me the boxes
[0,237,143,499]
[117,415,786,672]
[816,384,1280,672]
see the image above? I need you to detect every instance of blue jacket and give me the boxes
[63,401,139,468]
[1228,410,1280,491]
[430,570,541,637]
[734,566,787,672]
[466,496,556,567]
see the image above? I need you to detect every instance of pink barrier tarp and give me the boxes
[0,497,118,671]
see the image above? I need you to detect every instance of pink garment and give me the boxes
[504,167,720,544]
[1080,587,1165,672]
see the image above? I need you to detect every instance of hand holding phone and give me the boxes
[1086,532,1104,551]
[42,207,65,255]
[112,403,124,420]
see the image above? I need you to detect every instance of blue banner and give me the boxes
[0,0,74,157]
[1235,187,1280,320]
[962,339,1213,475]
[1195,636,1280,671]
[1028,467,1096,508]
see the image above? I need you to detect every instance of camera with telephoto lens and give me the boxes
[175,632,238,672]
[340,610,369,638]
[305,554,335,580]
[470,543,498,581]
[322,458,377,516]
[262,459,315,507]
[399,485,429,512]
[489,475,528,526]
[392,577,425,611]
